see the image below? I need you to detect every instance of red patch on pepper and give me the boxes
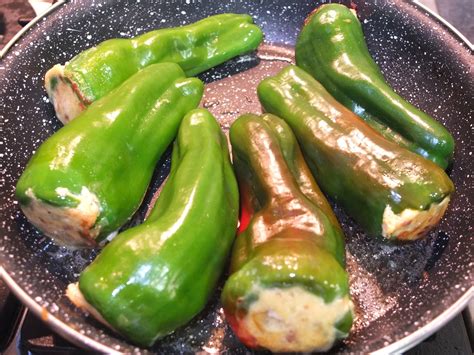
[237,183,254,233]
[224,308,259,348]
[238,205,252,233]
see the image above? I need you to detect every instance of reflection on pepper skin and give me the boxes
[296,3,454,169]
[258,65,454,239]
[76,109,239,346]
[221,113,353,352]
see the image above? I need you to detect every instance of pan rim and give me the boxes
[0,0,472,353]
[0,0,67,59]
[0,266,122,354]
[412,0,473,50]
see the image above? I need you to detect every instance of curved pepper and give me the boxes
[45,13,263,123]
[295,4,454,169]
[16,63,203,248]
[221,113,353,353]
[67,109,239,346]
[258,65,454,240]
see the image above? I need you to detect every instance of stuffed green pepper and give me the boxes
[222,113,353,353]
[45,13,263,123]
[258,65,454,240]
[67,109,239,346]
[16,63,203,248]
[296,4,454,169]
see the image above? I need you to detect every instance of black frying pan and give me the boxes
[0,0,473,353]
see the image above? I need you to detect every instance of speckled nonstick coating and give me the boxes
[0,0,473,353]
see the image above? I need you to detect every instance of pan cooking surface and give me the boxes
[0,0,473,353]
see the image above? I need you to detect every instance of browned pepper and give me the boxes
[221,113,353,353]
[258,65,454,241]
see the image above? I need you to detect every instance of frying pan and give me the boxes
[0,0,473,353]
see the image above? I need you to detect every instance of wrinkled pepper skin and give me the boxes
[296,4,454,169]
[45,13,263,123]
[221,114,353,353]
[72,109,239,346]
[16,63,203,248]
[258,66,454,240]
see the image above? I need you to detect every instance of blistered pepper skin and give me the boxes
[76,109,239,346]
[296,4,454,169]
[45,14,263,122]
[221,114,352,352]
[258,65,454,240]
[16,63,203,247]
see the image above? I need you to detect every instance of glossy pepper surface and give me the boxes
[45,13,263,123]
[258,65,454,240]
[296,4,454,169]
[16,63,203,248]
[70,109,239,346]
[221,113,353,353]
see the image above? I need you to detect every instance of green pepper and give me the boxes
[258,65,454,240]
[295,4,454,169]
[221,113,353,353]
[67,108,239,346]
[16,63,203,248]
[45,13,263,123]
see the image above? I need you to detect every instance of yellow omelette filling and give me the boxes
[243,286,353,352]
[22,187,101,248]
[44,64,86,124]
[382,196,450,241]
